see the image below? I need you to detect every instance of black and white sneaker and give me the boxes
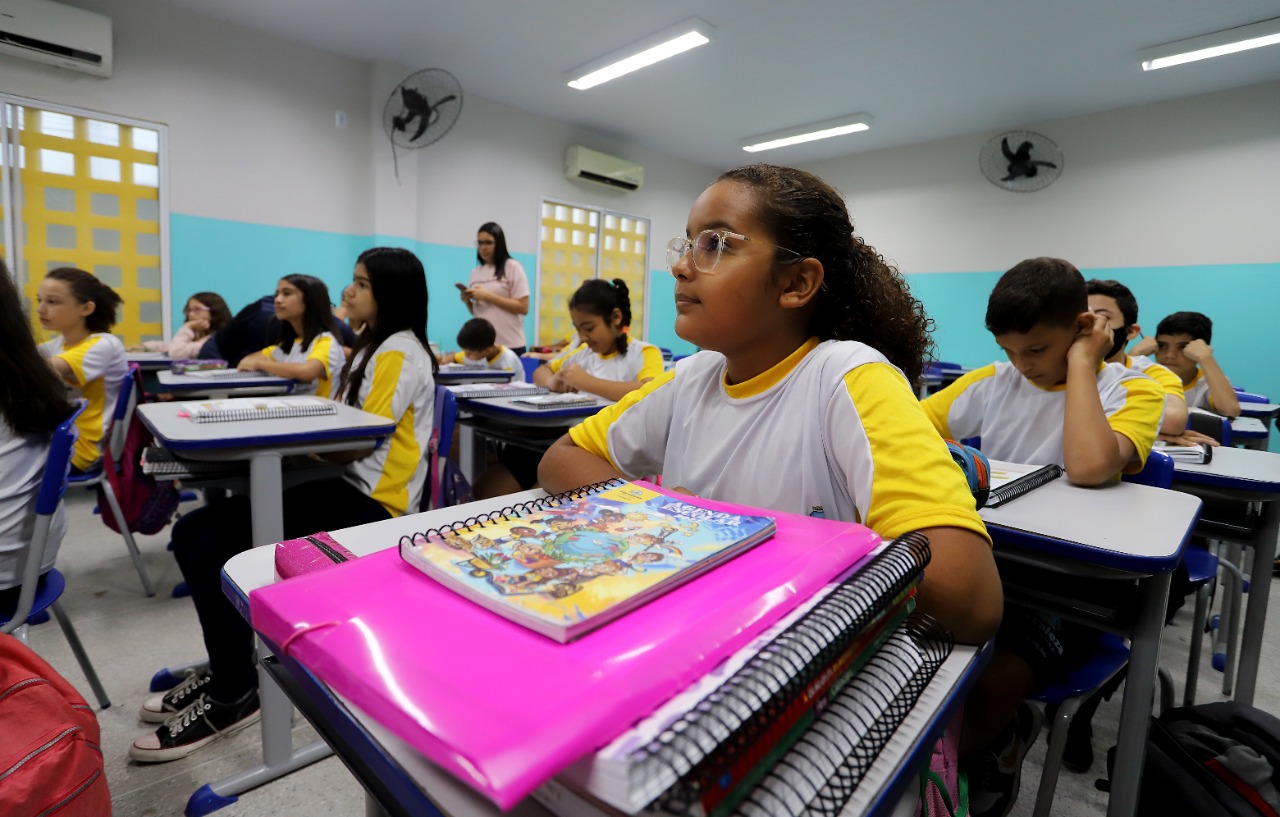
[129,690,260,763]
[968,702,1044,817]
[139,668,213,723]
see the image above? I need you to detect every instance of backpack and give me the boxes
[1103,702,1280,816]
[99,368,179,535]
[0,634,111,817]
[422,423,475,511]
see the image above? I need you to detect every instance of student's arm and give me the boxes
[1160,394,1189,436]
[531,363,559,389]
[539,434,626,493]
[1130,337,1157,357]
[166,324,208,359]
[47,356,76,384]
[1185,340,1240,417]
[1063,314,1135,485]
[558,367,647,402]
[238,349,325,382]
[913,527,1003,646]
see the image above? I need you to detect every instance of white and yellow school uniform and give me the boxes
[1125,354,1184,400]
[570,338,988,541]
[0,421,66,588]
[342,331,435,517]
[547,338,664,383]
[921,361,1164,468]
[451,346,522,372]
[1180,368,1229,412]
[39,333,127,471]
[263,331,345,398]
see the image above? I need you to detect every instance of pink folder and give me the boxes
[249,483,882,809]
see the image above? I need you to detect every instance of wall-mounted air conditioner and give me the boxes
[565,145,643,192]
[0,0,112,77]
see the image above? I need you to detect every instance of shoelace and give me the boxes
[164,695,211,736]
[165,671,210,705]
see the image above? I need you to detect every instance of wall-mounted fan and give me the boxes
[979,131,1063,192]
[382,68,463,182]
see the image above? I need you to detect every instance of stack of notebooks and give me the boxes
[447,382,548,399]
[250,480,952,814]
[511,393,599,409]
[1152,440,1213,464]
[141,446,245,480]
[181,397,337,423]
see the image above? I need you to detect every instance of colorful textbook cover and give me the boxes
[400,481,777,642]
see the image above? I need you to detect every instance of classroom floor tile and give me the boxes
[23,491,1280,817]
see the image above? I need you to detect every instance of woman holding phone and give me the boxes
[460,221,529,355]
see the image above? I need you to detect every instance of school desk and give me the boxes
[454,394,606,481]
[156,369,295,398]
[978,465,1202,817]
[221,492,992,817]
[1237,402,1280,421]
[125,350,172,370]
[136,399,396,816]
[436,365,516,385]
[1170,445,1280,707]
[1227,416,1269,450]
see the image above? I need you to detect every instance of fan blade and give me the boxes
[1001,137,1015,161]
[1030,160,1058,169]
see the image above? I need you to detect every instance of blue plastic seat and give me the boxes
[0,402,110,708]
[423,385,460,510]
[520,355,540,383]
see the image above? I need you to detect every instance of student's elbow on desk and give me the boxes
[1160,396,1188,436]
[537,435,623,494]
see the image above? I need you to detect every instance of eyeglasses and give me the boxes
[183,304,210,315]
[665,229,803,274]
[476,239,495,247]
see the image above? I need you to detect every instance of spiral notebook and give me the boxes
[557,535,931,815]
[180,396,337,423]
[512,393,600,409]
[985,461,1063,507]
[169,359,227,373]
[1152,440,1213,464]
[140,446,245,479]
[447,382,549,399]
[399,479,776,643]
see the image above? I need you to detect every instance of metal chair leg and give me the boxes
[98,481,156,597]
[51,601,111,709]
[1033,696,1083,817]
[1186,582,1209,706]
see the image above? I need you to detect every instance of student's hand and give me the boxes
[1182,339,1215,364]
[1068,312,1114,368]
[1130,336,1157,356]
[127,344,146,352]
[547,370,575,393]
[1158,430,1221,447]
[237,352,266,372]
[188,315,210,333]
[559,364,588,391]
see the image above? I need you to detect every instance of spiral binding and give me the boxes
[189,403,337,423]
[397,478,627,547]
[987,463,1063,507]
[645,531,933,816]
[734,615,953,817]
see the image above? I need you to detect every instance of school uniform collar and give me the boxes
[1022,360,1104,393]
[723,337,822,399]
[487,346,507,364]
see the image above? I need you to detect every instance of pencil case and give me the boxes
[274,532,357,580]
[170,359,227,373]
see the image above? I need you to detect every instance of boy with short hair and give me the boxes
[1085,278,1189,436]
[1135,311,1240,417]
[921,257,1164,817]
[452,317,522,372]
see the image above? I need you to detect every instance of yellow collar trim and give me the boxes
[1185,368,1203,389]
[724,337,821,399]
[487,346,506,364]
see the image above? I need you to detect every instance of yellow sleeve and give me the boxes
[636,345,664,381]
[363,350,405,420]
[452,352,465,364]
[844,364,991,543]
[918,364,997,440]
[55,340,92,386]
[1108,376,1164,468]
[1144,362,1185,399]
[569,369,675,468]
[308,334,336,378]
[548,343,586,374]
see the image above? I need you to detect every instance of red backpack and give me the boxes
[98,366,179,535]
[0,635,111,817]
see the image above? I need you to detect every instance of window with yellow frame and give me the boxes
[536,198,649,345]
[1,100,168,346]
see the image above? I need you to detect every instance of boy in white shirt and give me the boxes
[450,318,522,372]
[1133,311,1240,417]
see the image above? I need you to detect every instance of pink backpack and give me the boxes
[98,367,179,535]
[918,708,968,817]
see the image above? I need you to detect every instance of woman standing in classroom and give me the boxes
[461,221,529,355]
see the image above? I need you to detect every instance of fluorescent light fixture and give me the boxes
[566,18,712,90]
[741,114,874,153]
[1139,17,1280,71]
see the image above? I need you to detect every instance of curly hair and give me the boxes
[45,267,123,333]
[717,164,933,384]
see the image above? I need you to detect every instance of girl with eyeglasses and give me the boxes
[132,292,232,358]
[460,221,530,355]
[539,164,1002,649]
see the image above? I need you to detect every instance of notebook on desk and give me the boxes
[180,396,335,423]
[985,462,1063,507]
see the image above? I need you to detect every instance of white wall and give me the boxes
[802,82,1280,274]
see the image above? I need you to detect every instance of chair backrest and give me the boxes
[1234,390,1269,404]
[107,363,141,461]
[520,356,540,383]
[433,385,458,461]
[4,403,84,635]
[1123,449,1174,489]
[1186,410,1232,446]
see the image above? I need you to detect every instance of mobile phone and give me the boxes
[454,283,468,291]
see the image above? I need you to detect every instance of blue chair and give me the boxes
[1027,451,1175,817]
[67,364,157,596]
[1232,388,1269,404]
[0,403,110,709]
[424,385,460,510]
[520,355,541,383]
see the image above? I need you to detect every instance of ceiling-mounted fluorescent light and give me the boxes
[1138,17,1280,71]
[742,114,874,153]
[567,18,713,90]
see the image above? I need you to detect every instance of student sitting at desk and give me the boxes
[1133,310,1241,418]
[1085,279,1197,440]
[131,291,231,358]
[920,257,1163,817]
[131,246,438,763]
[448,317,522,372]
[0,259,75,606]
[234,274,347,398]
[539,163,1002,653]
[36,267,129,474]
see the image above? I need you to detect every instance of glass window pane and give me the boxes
[139,302,163,322]
[136,233,160,255]
[92,228,121,252]
[589,212,599,227]
[40,111,75,139]
[136,198,159,221]
[572,208,587,224]
[94,265,122,286]
[555,205,569,221]
[89,156,121,182]
[132,128,159,153]
[133,163,159,187]
[40,149,75,175]
[605,214,618,230]
[620,217,633,232]
[554,227,567,243]
[138,266,161,289]
[44,187,75,212]
[92,192,120,217]
[46,224,77,249]
[620,238,630,253]
[87,120,120,146]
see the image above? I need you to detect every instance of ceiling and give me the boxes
[163,0,1280,168]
